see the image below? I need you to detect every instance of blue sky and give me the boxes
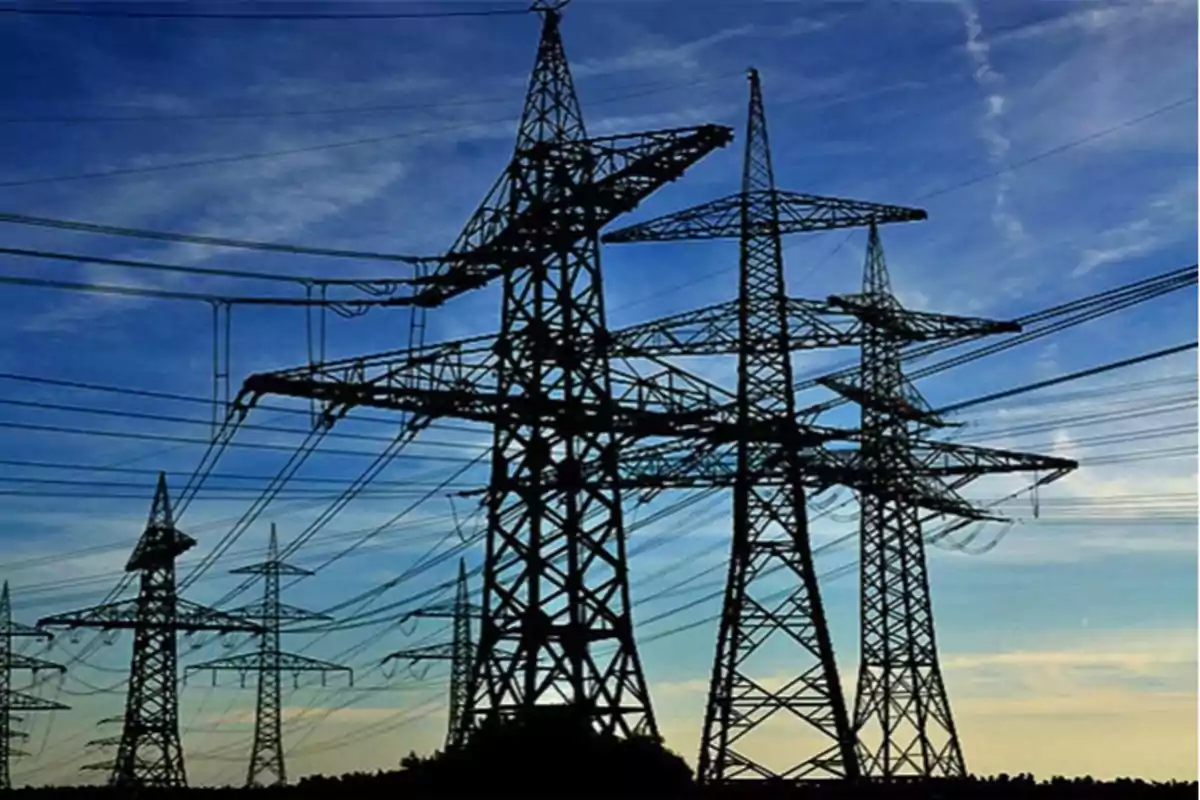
[0,0,1194,787]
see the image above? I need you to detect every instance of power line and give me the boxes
[0,245,409,286]
[937,342,1199,415]
[0,418,483,463]
[0,214,436,264]
[0,271,414,308]
[0,74,734,125]
[0,395,479,451]
[627,96,1198,306]
[0,76,739,190]
[916,95,1198,201]
[0,5,529,20]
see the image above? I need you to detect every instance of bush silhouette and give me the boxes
[394,704,693,795]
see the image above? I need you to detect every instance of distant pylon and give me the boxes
[848,226,967,778]
[39,473,261,789]
[384,559,476,750]
[0,583,68,791]
[187,524,351,788]
[600,68,926,782]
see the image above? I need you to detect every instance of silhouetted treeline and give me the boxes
[7,711,1197,798]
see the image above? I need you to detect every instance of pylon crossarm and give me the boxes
[905,439,1079,478]
[86,736,122,749]
[233,601,330,625]
[186,652,266,674]
[273,652,353,677]
[0,690,68,712]
[242,343,758,442]
[0,619,51,640]
[815,373,947,427]
[383,643,455,663]
[39,597,262,633]
[4,652,65,674]
[603,192,742,242]
[578,125,735,211]
[610,297,866,357]
[81,759,115,772]
[827,293,1020,342]
[402,125,733,306]
[231,563,313,578]
[602,190,926,243]
[774,190,927,231]
[610,299,744,356]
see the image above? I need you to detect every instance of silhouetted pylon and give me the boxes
[384,559,476,750]
[187,524,350,788]
[39,474,261,789]
[0,583,68,791]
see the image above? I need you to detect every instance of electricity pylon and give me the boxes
[39,473,261,789]
[384,560,476,750]
[234,0,733,741]
[0,583,68,791]
[601,68,927,783]
[187,524,350,788]
[830,224,1002,778]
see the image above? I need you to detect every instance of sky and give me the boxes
[0,0,1195,788]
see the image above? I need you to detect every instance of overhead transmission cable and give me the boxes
[0,5,530,19]
[0,74,742,190]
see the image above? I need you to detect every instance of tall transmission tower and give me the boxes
[39,473,261,789]
[234,0,734,740]
[602,69,926,783]
[827,224,1024,779]
[0,583,68,791]
[187,523,351,788]
[384,559,476,750]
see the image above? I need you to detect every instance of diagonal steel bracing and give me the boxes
[187,524,350,788]
[601,68,928,784]
[840,224,978,779]
[384,560,476,750]
[236,3,733,741]
[0,583,68,792]
[39,474,261,789]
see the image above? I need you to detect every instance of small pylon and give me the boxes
[384,560,476,749]
[39,474,261,789]
[849,226,966,778]
[187,524,350,788]
[112,473,193,788]
[0,583,68,791]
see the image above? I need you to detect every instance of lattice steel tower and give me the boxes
[384,559,475,749]
[845,226,967,777]
[39,474,261,789]
[0,583,68,791]
[603,69,925,782]
[188,524,350,787]
[234,0,732,744]
[816,224,1071,778]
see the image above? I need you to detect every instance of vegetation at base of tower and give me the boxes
[385,705,694,795]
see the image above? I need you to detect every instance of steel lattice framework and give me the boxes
[39,474,261,789]
[384,559,476,750]
[187,524,350,788]
[230,35,1079,779]
[0,583,68,792]
[601,69,929,783]
[829,225,1008,778]
[235,2,734,740]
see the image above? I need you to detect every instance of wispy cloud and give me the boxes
[958,1,1025,246]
